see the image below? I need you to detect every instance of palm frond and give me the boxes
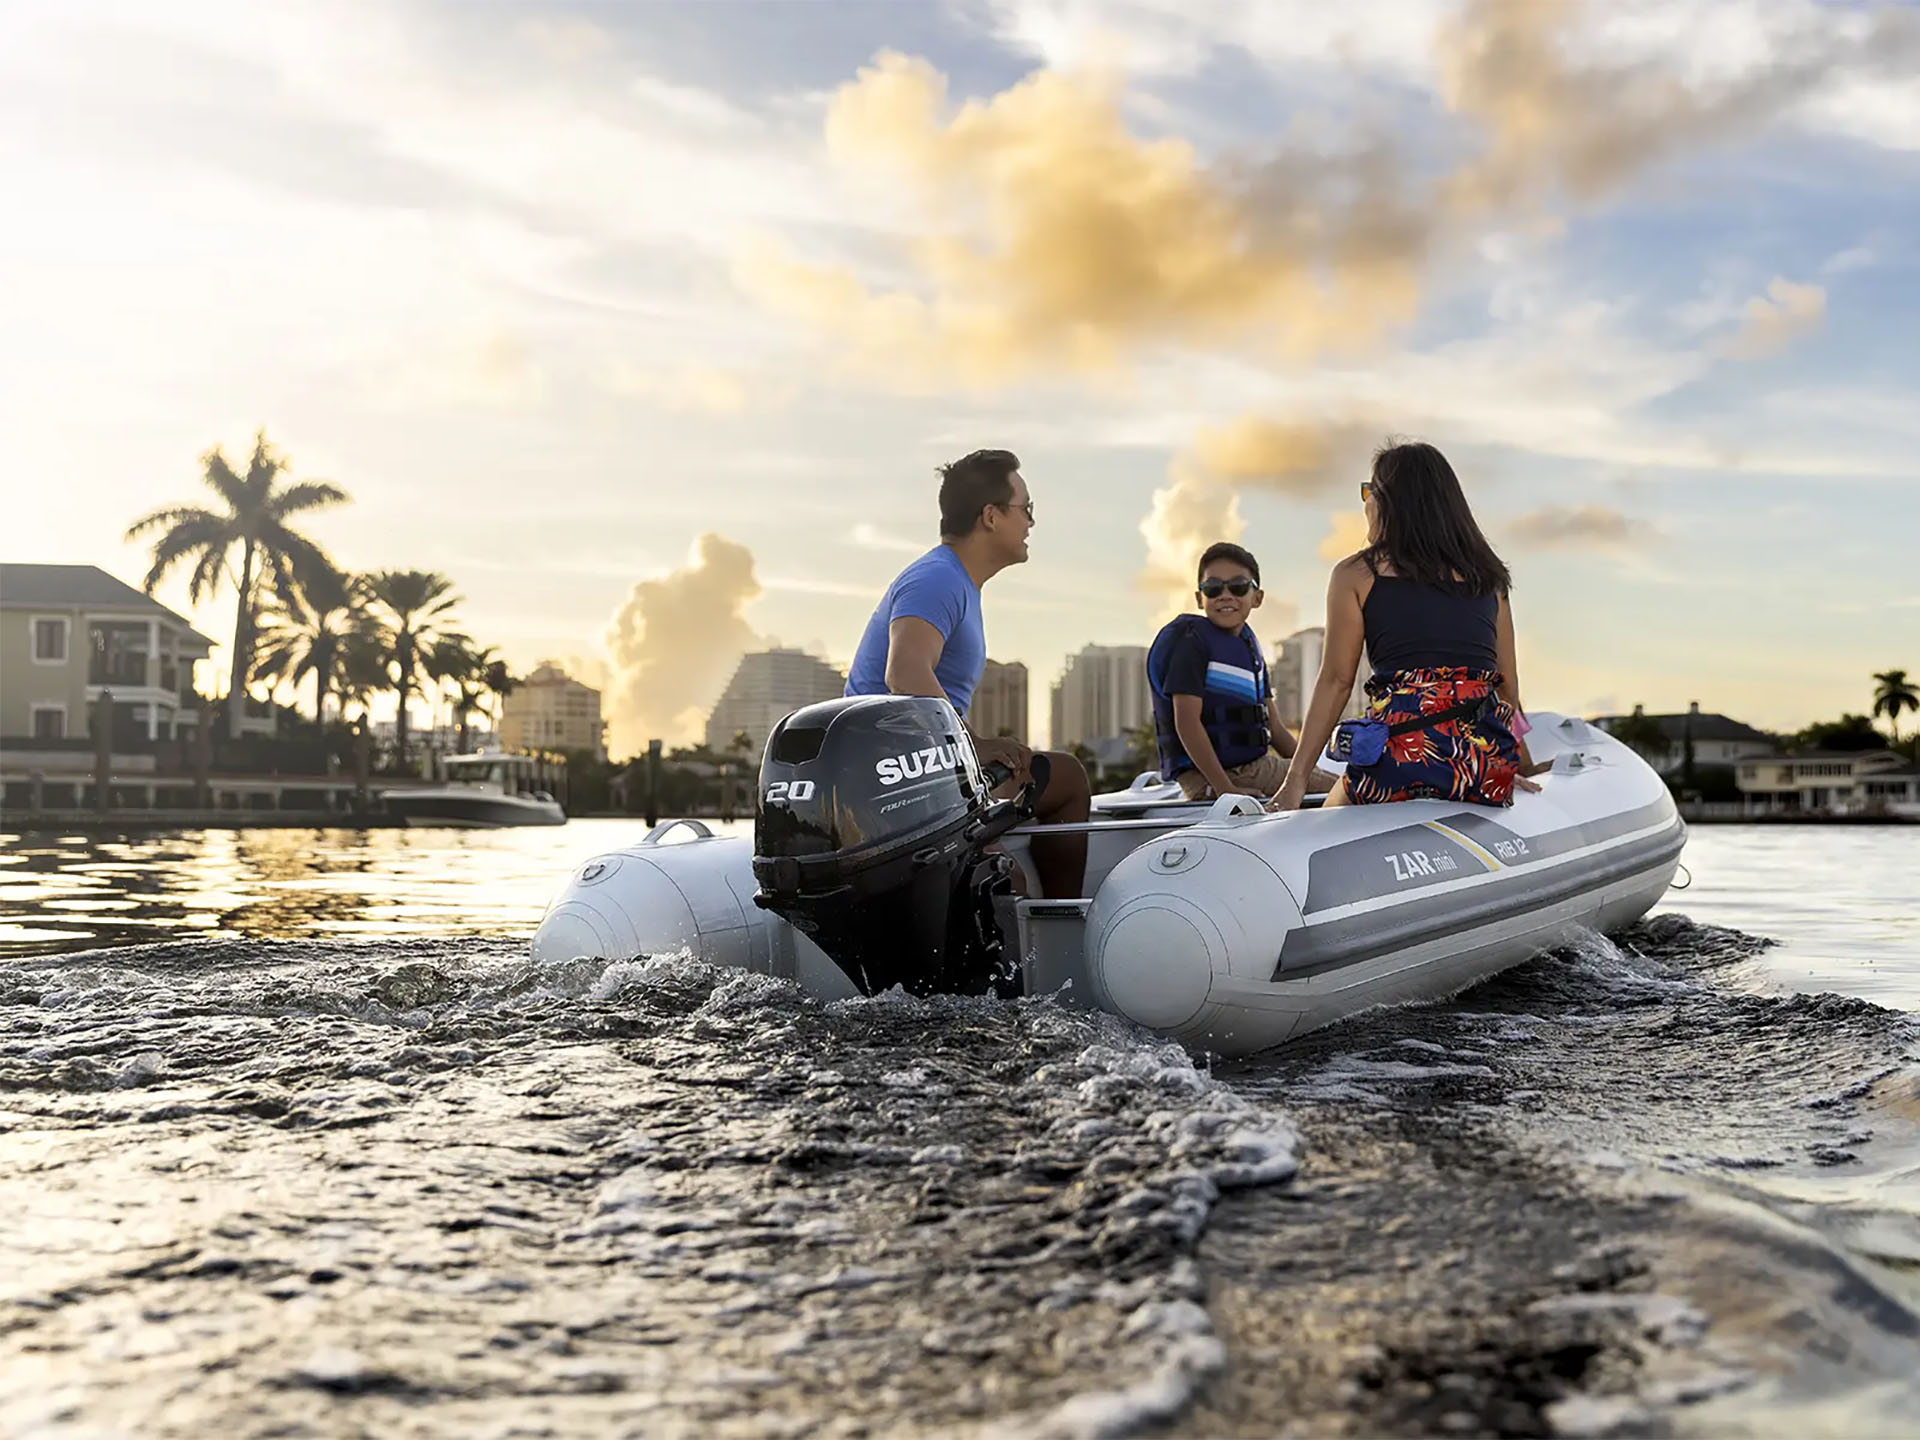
[362,569,462,622]
[268,480,350,517]
[186,537,236,605]
[299,562,353,619]
[260,525,341,600]
[126,504,222,542]
[242,432,287,502]
[137,516,226,593]
[201,447,250,511]
[250,624,315,688]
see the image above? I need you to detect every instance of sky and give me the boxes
[4,0,1917,754]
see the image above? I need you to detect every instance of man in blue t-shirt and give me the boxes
[846,449,1089,897]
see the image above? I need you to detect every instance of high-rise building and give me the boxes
[1048,644,1151,751]
[500,662,605,758]
[704,648,847,758]
[1271,627,1369,730]
[970,659,1029,742]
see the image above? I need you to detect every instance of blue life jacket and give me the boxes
[1147,614,1272,779]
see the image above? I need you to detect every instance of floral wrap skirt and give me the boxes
[1343,667,1523,807]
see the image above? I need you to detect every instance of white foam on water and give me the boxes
[1530,1292,1708,1348]
[1031,1312,1226,1440]
[1299,1055,1498,1093]
[1544,1390,1650,1436]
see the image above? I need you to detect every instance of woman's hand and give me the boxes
[1265,775,1309,812]
[1514,739,1549,791]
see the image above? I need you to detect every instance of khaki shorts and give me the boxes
[1176,752,1338,800]
[1177,751,1287,800]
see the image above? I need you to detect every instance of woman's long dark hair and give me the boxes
[1362,441,1511,597]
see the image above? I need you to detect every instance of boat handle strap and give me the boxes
[642,818,716,844]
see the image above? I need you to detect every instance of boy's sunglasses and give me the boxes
[1199,576,1256,598]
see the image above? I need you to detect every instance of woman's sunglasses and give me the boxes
[1199,576,1256,598]
[1359,481,1373,504]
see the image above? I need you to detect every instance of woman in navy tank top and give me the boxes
[1270,442,1540,810]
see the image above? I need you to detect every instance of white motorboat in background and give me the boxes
[381,752,566,828]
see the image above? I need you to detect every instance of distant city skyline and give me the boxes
[6,1,1914,747]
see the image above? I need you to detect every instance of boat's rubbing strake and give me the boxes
[1274,799,1685,979]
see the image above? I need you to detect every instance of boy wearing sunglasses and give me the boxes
[1147,543,1326,802]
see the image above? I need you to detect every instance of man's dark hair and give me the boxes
[1363,441,1511,596]
[1196,541,1260,588]
[938,449,1021,538]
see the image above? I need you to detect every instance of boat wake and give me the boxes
[1,913,1916,1435]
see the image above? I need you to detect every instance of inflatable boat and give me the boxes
[531,696,1685,1057]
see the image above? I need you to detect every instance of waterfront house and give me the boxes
[0,563,214,743]
[1735,749,1920,817]
[1592,702,1775,773]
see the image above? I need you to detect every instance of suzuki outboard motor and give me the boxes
[751,695,1034,997]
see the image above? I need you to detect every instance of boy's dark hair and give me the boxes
[937,449,1021,538]
[1196,541,1260,588]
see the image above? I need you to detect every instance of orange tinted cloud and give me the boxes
[1318,510,1372,562]
[604,533,761,754]
[1506,504,1657,549]
[1725,278,1827,359]
[1437,0,1914,214]
[738,51,1421,387]
[1138,458,1245,619]
[1141,419,1379,616]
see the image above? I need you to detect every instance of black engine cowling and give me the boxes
[750,694,1027,997]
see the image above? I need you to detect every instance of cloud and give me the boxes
[1318,510,1371,562]
[1138,416,1380,613]
[1725,277,1827,359]
[1138,459,1244,619]
[737,9,1903,603]
[848,522,928,555]
[605,362,752,414]
[1437,0,1920,212]
[380,328,547,409]
[736,51,1423,388]
[603,533,761,754]
[1506,504,1658,550]
[1189,417,1381,501]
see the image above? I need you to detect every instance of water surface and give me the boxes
[1,821,1915,1436]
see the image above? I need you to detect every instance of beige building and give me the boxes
[704,648,846,758]
[1049,644,1151,751]
[970,659,1029,742]
[0,564,212,742]
[1270,626,1370,730]
[1736,748,1920,816]
[500,662,605,759]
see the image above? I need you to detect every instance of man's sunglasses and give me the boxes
[1199,576,1256,598]
[998,499,1035,521]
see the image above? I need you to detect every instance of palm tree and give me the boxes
[429,638,499,755]
[483,659,517,735]
[359,570,468,771]
[334,628,392,726]
[127,431,348,739]
[1872,670,1918,744]
[251,564,370,724]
